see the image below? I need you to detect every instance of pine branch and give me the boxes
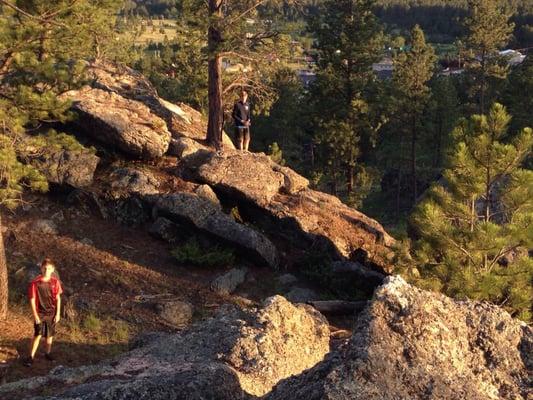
[0,0,67,27]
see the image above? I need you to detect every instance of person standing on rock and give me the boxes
[24,258,63,366]
[232,89,252,151]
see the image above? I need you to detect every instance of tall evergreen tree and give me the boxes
[202,0,295,148]
[426,76,460,170]
[502,54,533,134]
[0,0,126,319]
[409,104,533,320]
[463,0,514,115]
[307,0,385,203]
[391,25,436,205]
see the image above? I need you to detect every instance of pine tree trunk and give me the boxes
[207,0,223,149]
[470,195,476,232]
[396,168,402,219]
[480,50,486,115]
[347,167,354,193]
[0,213,8,320]
[434,116,443,168]
[411,116,418,205]
[331,161,338,196]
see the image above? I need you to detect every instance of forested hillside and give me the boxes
[0,1,532,395]
[374,0,533,46]
[128,0,533,46]
[113,0,533,320]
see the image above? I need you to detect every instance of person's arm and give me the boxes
[232,103,242,124]
[54,294,61,324]
[30,297,40,324]
[29,282,40,324]
[54,279,63,323]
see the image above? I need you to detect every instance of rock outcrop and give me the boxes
[24,148,99,188]
[152,193,279,267]
[211,267,248,295]
[0,296,330,399]
[65,87,171,159]
[84,60,234,149]
[185,150,394,271]
[266,276,533,400]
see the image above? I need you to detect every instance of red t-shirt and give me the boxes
[28,276,63,316]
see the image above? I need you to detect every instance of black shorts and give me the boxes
[235,127,250,142]
[34,318,56,338]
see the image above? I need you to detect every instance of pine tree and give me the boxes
[502,54,533,134]
[307,0,385,202]
[0,0,127,319]
[200,0,295,148]
[426,76,460,170]
[409,104,533,320]
[392,25,436,205]
[463,0,514,115]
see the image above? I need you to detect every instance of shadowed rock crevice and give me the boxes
[181,150,395,273]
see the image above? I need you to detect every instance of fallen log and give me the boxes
[307,300,368,315]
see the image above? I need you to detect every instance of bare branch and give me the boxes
[225,0,271,27]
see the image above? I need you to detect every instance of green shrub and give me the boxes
[109,319,130,342]
[172,238,235,267]
[82,313,102,333]
[267,142,285,165]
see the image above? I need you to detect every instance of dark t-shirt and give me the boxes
[232,100,251,127]
[29,276,63,317]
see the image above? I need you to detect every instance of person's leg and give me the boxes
[243,128,251,151]
[30,335,41,359]
[45,336,53,355]
[236,128,244,150]
[44,320,56,360]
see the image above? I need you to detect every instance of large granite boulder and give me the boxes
[64,87,171,159]
[108,167,161,196]
[185,150,394,271]
[266,276,533,400]
[84,60,234,149]
[151,193,278,267]
[24,148,99,188]
[194,151,309,206]
[0,296,330,399]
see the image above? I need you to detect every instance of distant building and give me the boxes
[372,57,393,79]
[298,69,316,86]
[499,49,526,66]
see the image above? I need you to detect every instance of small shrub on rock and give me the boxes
[172,238,235,267]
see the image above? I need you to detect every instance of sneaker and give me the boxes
[44,353,55,362]
[23,357,33,367]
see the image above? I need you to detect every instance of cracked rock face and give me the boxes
[24,148,99,189]
[0,296,330,400]
[266,276,533,400]
[66,87,171,159]
[188,150,394,271]
[152,192,279,268]
[85,60,234,149]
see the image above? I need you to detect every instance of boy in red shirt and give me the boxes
[24,258,63,366]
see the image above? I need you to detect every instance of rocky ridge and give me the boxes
[185,150,395,271]
[1,278,530,399]
[52,59,396,277]
[266,276,533,400]
[0,296,330,399]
